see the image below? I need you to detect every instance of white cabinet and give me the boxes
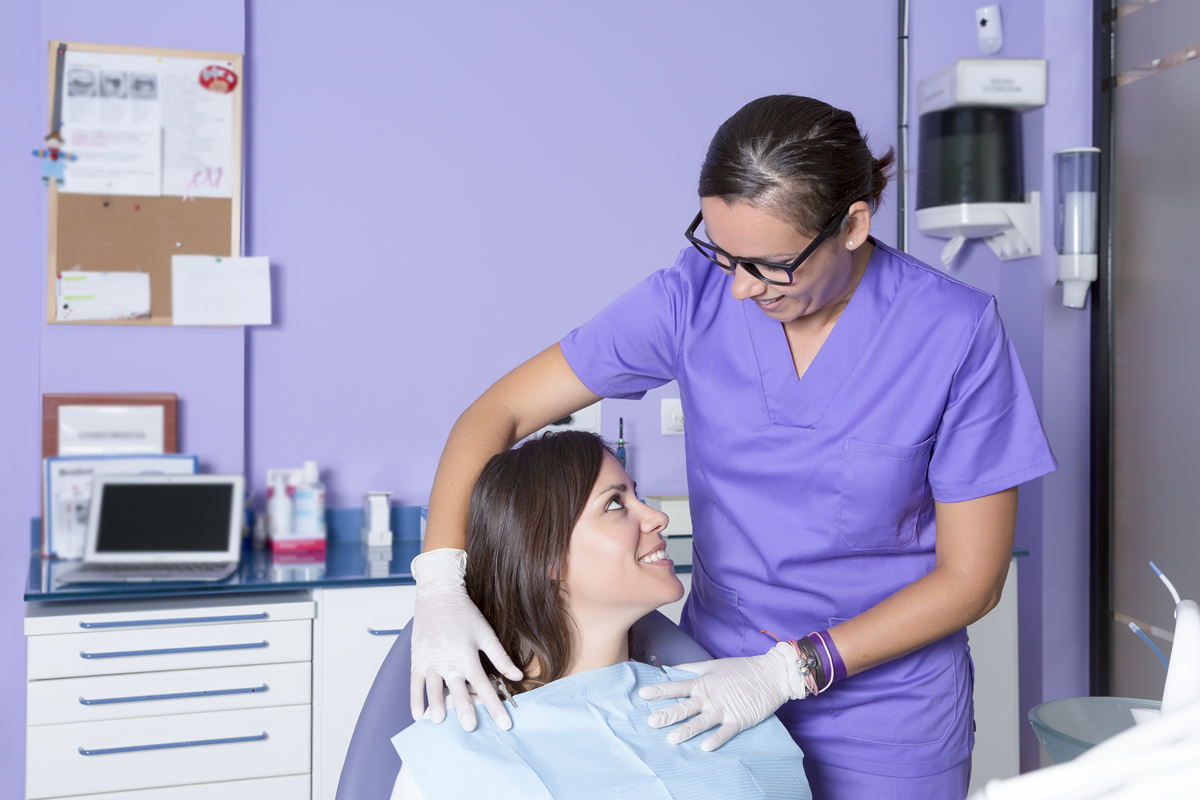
[27,705,311,799]
[64,775,310,800]
[25,594,315,800]
[966,558,1021,792]
[312,585,416,800]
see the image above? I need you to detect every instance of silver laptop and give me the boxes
[58,474,245,584]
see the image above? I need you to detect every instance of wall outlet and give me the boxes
[661,398,684,435]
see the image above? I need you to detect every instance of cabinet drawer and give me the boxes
[26,704,311,799]
[65,774,309,800]
[28,619,311,680]
[29,662,311,726]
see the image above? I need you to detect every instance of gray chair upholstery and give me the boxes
[334,610,710,800]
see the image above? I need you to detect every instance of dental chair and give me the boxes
[335,610,711,800]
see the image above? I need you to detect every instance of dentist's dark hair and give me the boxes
[699,94,894,236]
[464,430,614,695]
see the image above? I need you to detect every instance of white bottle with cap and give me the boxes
[268,472,293,539]
[292,460,326,540]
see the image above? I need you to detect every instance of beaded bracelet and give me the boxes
[762,630,823,697]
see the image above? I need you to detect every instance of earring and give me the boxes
[847,240,854,247]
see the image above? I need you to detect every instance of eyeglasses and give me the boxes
[684,208,847,286]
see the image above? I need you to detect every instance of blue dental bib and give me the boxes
[392,661,810,799]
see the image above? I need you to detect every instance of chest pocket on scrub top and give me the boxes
[837,436,934,551]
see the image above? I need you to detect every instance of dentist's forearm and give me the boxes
[423,399,521,552]
[423,344,601,553]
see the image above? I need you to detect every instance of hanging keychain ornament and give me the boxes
[32,130,77,187]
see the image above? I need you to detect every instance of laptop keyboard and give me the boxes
[75,563,230,573]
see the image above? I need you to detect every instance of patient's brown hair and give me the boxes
[464,431,611,694]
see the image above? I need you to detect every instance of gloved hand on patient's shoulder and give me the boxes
[639,642,809,752]
[410,548,523,733]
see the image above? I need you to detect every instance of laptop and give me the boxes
[57,474,245,584]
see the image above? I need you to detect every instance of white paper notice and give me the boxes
[59,51,162,196]
[59,405,165,456]
[161,58,238,198]
[172,256,272,326]
[56,271,151,321]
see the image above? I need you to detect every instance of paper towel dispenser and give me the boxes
[914,59,1046,268]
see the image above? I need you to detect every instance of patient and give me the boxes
[391,431,810,799]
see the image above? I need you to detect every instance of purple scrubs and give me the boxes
[560,240,1056,795]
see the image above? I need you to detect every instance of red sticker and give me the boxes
[199,65,238,94]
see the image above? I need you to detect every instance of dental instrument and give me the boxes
[1150,561,1183,609]
[1127,621,1169,670]
[617,417,627,469]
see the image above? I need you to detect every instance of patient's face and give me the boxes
[561,454,684,621]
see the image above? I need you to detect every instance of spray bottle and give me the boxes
[293,460,326,542]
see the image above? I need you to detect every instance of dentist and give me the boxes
[410,95,1056,800]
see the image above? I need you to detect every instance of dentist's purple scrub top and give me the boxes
[559,239,1056,778]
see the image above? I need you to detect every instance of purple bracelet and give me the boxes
[809,630,847,690]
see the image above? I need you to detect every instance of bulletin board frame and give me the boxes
[45,41,243,326]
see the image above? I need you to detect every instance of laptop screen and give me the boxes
[96,483,235,553]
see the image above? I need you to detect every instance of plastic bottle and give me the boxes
[268,472,292,539]
[293,460,327,540]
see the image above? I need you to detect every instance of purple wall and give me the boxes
[0,2,897,796]
[0,1,44,790]
[38,0,249,479]
[0,3,246,797]
[243,0,898,507]
[0,0,1095,791]
[908,0,1094,771]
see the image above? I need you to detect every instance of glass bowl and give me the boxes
[1028,696,1161,763]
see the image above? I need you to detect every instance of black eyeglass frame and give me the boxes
[684,208,849,286]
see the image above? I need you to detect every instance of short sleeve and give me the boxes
[928,299,1058,502]
[559,265,686,400]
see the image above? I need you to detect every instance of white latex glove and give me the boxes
[409,548,522,732]
[638,642,809,751]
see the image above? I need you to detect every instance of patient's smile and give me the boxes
[639,544,671,564]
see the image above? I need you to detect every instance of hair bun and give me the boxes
[870,148,897,207]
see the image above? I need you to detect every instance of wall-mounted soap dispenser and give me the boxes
[915,58,1047,268]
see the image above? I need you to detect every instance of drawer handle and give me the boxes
[80,613,269,629]
[80,684,270,706]
[80,641,268,659]
[78,732,267,756]
[366,628,405,636]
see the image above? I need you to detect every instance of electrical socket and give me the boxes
[661,398,684,435]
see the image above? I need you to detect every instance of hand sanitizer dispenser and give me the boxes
[363,491,393,547]
[915,59,1047,268]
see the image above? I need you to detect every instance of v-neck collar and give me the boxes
[742,240,897,429]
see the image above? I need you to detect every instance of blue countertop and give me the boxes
[26,540,424,603]
[25,527,696,603]
[22,517,1013,604]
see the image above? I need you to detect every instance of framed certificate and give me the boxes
[42,393,178,460]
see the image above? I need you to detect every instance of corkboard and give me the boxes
[46,42,243,326]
